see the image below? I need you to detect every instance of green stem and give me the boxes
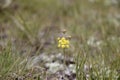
[63,49,66,67]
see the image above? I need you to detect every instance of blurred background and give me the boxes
[0,0,120,54]
[0,0,120,79]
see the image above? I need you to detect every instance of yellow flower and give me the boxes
[57,37,70,49]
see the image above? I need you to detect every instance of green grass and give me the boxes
[0,0,120,79]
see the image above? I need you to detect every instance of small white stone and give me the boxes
[68,64,76,73]
[65,68,71,75]
[45,62,64,73]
